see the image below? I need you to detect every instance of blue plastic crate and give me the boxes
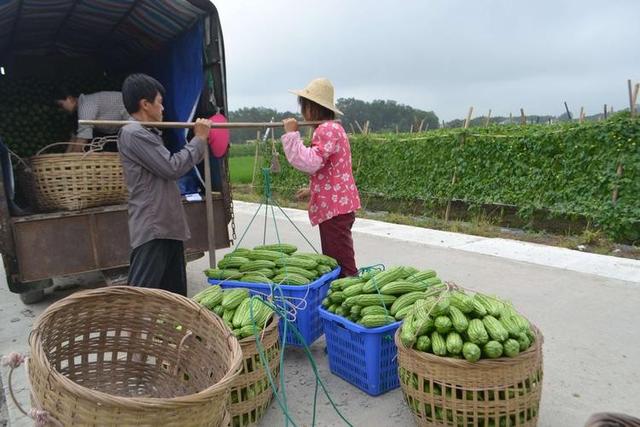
[319,307,401,396]
[208,267,340,347]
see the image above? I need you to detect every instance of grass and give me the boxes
[229,185,640,260]
[229,142,258,158]
[228,156,256,184]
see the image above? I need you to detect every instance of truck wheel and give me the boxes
[19,288,45,304]
[17,279,53,305]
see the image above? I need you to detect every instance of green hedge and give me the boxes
[262,115,640,240]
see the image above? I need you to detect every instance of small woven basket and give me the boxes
[229,314,281,427]
[28,286,243,426]
[22,139,127,212]
[396,326,543,427]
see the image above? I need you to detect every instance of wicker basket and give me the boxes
[23,141,127,211]
[28,286,243,427]
[229,314,281,427]
[396,327,543,427]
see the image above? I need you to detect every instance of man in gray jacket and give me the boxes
[118,73,212,296]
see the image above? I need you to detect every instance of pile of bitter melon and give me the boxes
[321,266,446,328]
[192,285,274,338]
[204,244,338,285]
[399,288,537,362]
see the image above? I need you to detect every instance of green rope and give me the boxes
[233,202,264,251]
[229,166,351,425]
[272,198,320,254]
[247,295,353,427]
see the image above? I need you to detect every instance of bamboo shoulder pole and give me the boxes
[78,120,328,129]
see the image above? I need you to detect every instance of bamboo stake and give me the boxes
[251,133,260,187]
[484,109,492,127]
[520,108,526,125]
[579,107,585,123]
[355,120,364,134]
[445,107,473,222]
[564,102,572,120]
[612,163,624,204]
[628,80,635,117]
[604,104,608,120]
[418,118,425,132]
[464,106,474,128]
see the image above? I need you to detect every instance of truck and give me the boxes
[0,0,234,303]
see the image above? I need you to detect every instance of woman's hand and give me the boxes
[283,118,299,133]
[295,187,311,201]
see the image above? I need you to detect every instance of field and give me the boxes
[228,155,255,185]
[257,115,640,243]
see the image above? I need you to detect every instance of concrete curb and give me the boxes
[232,201,640,284]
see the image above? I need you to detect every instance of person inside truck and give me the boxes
[281,77,361,278]
[118,73,212,296]
[55,87,130,153]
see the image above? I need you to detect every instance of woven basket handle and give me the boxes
[1,353,63,426]
[34,142,90,156]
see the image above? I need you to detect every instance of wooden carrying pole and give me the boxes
[78,119,326,269]
[78,120,327,129]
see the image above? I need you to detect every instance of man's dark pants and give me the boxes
[128,239,187,296]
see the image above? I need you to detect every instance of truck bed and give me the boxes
[10,193,228,283]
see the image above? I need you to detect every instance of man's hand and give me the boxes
[295,187,311,201]
[194,118,213,142]
[283,118,298,133]
[66,138,88,153]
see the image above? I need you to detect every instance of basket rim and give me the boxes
[394,325,543,369]
[29,286,243,408]
[319,306,401,333]
[29,152,122,161]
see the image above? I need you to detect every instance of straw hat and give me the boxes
[289,78,343,115]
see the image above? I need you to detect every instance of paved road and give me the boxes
[1,202,639,426]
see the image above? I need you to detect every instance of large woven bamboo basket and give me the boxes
[229,314,281,427]
[395,327,543,427]
[23,140,127,211]
[28,286,243,427]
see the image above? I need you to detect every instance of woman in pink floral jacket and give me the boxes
[281,78,361,277]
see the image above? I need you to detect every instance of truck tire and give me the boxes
[17,279,53,305]
[19,288,45,304]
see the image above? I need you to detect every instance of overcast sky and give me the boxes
[214,0,639,121]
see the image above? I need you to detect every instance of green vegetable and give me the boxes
[431,331,447,356]
[462,342,481,362]
[503,339,520,357]
[445,332,463,354]
[415,335,431,352]
[467,319,489,345]
[434,316,452,334]
[483,341,504,359]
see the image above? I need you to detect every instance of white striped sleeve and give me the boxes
[76,94,97,139]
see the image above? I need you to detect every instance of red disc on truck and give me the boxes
[207,113,230,158]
